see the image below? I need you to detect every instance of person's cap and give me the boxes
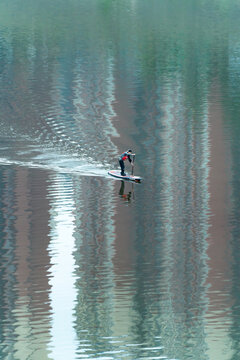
[127,149,132,152]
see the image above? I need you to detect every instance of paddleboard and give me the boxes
[108,170,142,182]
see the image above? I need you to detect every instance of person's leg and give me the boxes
[119,160,125,175]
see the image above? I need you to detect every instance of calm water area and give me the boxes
[0,1,240,359]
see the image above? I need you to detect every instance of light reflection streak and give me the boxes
[155,74,211,359]
[72,52,119,166]
[73,177,117,358]
[47,173,78,359]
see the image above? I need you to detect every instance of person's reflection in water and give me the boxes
[119,181,133,202]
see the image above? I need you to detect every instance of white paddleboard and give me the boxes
[108,170,142,182]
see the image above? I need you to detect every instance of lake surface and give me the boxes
[0,0,240,359]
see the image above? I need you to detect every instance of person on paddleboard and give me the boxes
[119,149,134,176]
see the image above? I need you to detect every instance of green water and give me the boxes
[0,0,240,359]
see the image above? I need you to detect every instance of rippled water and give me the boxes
[0,0,240,359]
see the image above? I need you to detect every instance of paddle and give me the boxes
[131,154,135,176]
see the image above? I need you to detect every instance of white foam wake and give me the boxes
[0,151,109,178]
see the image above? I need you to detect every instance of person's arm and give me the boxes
[128,154,132,163]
